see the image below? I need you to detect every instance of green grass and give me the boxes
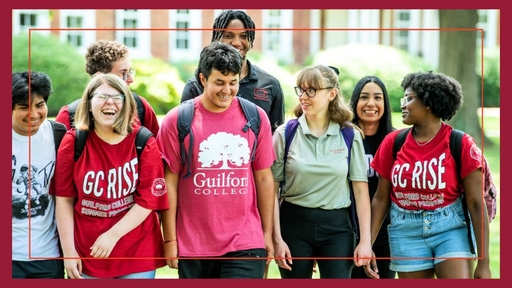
[156,110,501,279]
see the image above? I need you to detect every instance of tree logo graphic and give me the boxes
[198,132,251,169]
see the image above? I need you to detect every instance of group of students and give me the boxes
[12,10,491,280]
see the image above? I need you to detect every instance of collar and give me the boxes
[298,115,339,136]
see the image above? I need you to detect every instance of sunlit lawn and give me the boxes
[156,109,500,279]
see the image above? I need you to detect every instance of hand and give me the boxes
[363,251,379,279]
[90,231,119,258]
[473,261,492,278]
[353,242,372,267]
[63,252,84,279]
[273,238,292,271]
[264,233,275,265]
[164,240,179,269]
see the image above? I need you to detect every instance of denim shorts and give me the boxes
[388,196,476,272]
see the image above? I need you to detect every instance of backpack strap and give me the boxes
[449,128,475,254]
[279,119,300,195]
[177,99,195,179]
[135,126,153,160]
[74,127,152,162]
[50,120,67,154]
[393,127,412,160]
[132,92,145,127]
[238,97,260,162]
[67,99,80,129]
[74,129,88,162]
[341,123,358,240]
[450,128,463,174]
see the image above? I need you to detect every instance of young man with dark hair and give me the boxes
[12,71,65,278]
[55,39,160,136]
[157,42,275,278]
[181,10,284,133]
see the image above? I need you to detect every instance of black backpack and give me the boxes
[67,91,145,129]
[50,120,67,153]
[177,96,260,179]
[73,126,153,162]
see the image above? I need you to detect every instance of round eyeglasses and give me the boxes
[294,87,333,98]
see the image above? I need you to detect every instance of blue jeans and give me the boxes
[388,197,476,272]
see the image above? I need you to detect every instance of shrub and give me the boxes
[312,43,433,113]
[130,58,185,115]
[477,47,500,107]
[12,33,90,116]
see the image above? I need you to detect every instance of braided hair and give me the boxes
[211,10,255,49]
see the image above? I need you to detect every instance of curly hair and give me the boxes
[350,76,393,142]
[85,40,129,76]
[211,10,255,49]
[401,71,463,121]
[293,65,358,132]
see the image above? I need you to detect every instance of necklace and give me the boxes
[414,135,435,146]
[413,126,440,146]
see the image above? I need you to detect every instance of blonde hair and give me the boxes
[74,73,136,135]
[293,65,361,134]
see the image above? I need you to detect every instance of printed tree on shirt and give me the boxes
[198,132,251,169]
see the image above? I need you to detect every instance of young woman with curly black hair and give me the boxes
[365,71,491,279]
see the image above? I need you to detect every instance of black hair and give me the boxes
[401,71,463,121]
[12,71,53,110]
[211,10,255,49]
[197,42,243,82]
[350,76,393,142]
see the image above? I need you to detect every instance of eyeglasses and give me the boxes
[400,95,417,107]
[294,87,333,98]
[120,68,136,81]
[93,93,125,104]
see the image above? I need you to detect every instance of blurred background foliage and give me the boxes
[12,34,499,118]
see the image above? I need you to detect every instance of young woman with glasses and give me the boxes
[54,74,169,279]
[271,65,372,278]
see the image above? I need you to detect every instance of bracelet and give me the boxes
[163,239,177,244]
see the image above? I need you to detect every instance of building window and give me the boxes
[66,16,83,46]
[477,10,488,47]
[168,9,202,62]
[264,10,281,53]
[19,13,37,31]
[122,10,138,48]
[115,9,151,58]
[394,10,411,51]
[59,10,95,53]
[262,10,293,64]
[12,10,51,36]
[176,10,190,49]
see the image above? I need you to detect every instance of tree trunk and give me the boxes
[438,10,493,147]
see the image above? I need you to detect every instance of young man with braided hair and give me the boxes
[181,10,284,133]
